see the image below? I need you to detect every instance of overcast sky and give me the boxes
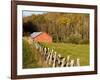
[23,11,47,17]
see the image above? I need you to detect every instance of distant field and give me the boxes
[42,43,90,66]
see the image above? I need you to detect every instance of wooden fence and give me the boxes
[33,41,80,67]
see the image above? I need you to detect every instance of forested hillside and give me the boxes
[23,12,89,44]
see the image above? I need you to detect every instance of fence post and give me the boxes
[57,54,61,66]
[61,58,66,67]
[76,58,80,66]
[70,59,74,66]
[66,55,70,67]
[46,52,51,64]
[52,52,57,67]
[49,50,53,65]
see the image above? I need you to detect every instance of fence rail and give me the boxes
[34,41,80,67]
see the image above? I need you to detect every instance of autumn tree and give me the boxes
[23,12,89,44]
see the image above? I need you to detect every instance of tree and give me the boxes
[23,12,89,44]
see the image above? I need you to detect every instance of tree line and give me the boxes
[23,12,89,44]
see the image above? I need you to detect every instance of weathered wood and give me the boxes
[52,52,57,67]
[33,42,80,67]
[70,59,74,66]
[49,53,53,65]
[76,58,80,66]
[61,58,66,67]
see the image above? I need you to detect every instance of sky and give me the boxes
[23,11,47,17]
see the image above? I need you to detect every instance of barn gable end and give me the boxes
[31,32,52,43]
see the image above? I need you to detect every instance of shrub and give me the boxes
[79,39,89,44]
[68,33,81,44]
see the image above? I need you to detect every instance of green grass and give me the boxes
[42,42,89,66]
[23,37,89,67]
[23,39,41,68]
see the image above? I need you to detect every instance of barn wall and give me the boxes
[34,33,52,43]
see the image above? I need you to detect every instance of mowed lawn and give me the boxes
[42,43,89,66]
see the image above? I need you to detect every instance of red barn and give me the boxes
[31,32,52,43]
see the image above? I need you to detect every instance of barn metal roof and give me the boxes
[30,32,42,38]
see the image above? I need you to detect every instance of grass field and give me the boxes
[23,38,89,68]
[42,43,90,66]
